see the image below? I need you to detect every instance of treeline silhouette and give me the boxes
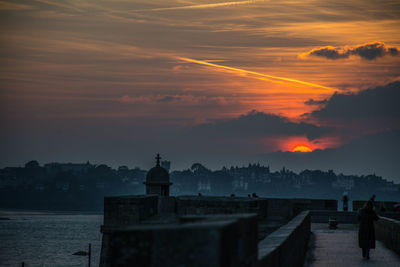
[0,160,398,211]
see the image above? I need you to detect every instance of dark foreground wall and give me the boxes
[100,214,258,267]
[375,217,400,255]
[258,211,311,267]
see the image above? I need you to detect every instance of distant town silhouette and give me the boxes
[0,160,398,211]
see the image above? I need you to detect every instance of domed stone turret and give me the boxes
[144,153,172,196]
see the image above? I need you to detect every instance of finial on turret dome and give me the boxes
[155,153,161,166]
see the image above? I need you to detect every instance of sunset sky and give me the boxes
[1,0,399,180]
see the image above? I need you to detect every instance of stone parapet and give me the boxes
[375,216,400,255]
[258,211,311,267]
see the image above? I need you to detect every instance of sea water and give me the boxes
[0,213,103,267]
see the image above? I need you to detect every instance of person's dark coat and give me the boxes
[358,207,379,248]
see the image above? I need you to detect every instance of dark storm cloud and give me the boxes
[192,110,331,140]
[301,42,399,60]
[304,98,328,106]
[308,81,400,120]
[350,42,399,60]
[307,47,349,59]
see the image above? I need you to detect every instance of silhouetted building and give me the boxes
[44,161,93,174]
[144,154,172,196]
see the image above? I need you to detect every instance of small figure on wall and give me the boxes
[342,192,349,211]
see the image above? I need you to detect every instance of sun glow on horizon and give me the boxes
[292,145,313,153]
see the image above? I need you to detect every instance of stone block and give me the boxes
[179,213,258,265]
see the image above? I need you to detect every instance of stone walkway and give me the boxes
[304,223,400,267]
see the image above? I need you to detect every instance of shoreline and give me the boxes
[0,208,103,216]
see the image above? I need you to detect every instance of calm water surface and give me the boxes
[0,213,103,267]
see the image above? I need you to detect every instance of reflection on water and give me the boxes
[0,213,103,267]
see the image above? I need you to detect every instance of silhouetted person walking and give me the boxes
[358,200,379,259]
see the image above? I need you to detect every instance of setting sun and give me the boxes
[292,145,313,153]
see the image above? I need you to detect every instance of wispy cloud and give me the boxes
[132,0,262,12]
[0,1,34,10]
[177,57,337,91]
[118,94,234,105]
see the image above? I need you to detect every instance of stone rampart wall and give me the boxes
[258,211,310,267]
[103,195,338,227]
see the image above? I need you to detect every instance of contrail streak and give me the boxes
[133,1,261,12]
[177,57,336,91]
